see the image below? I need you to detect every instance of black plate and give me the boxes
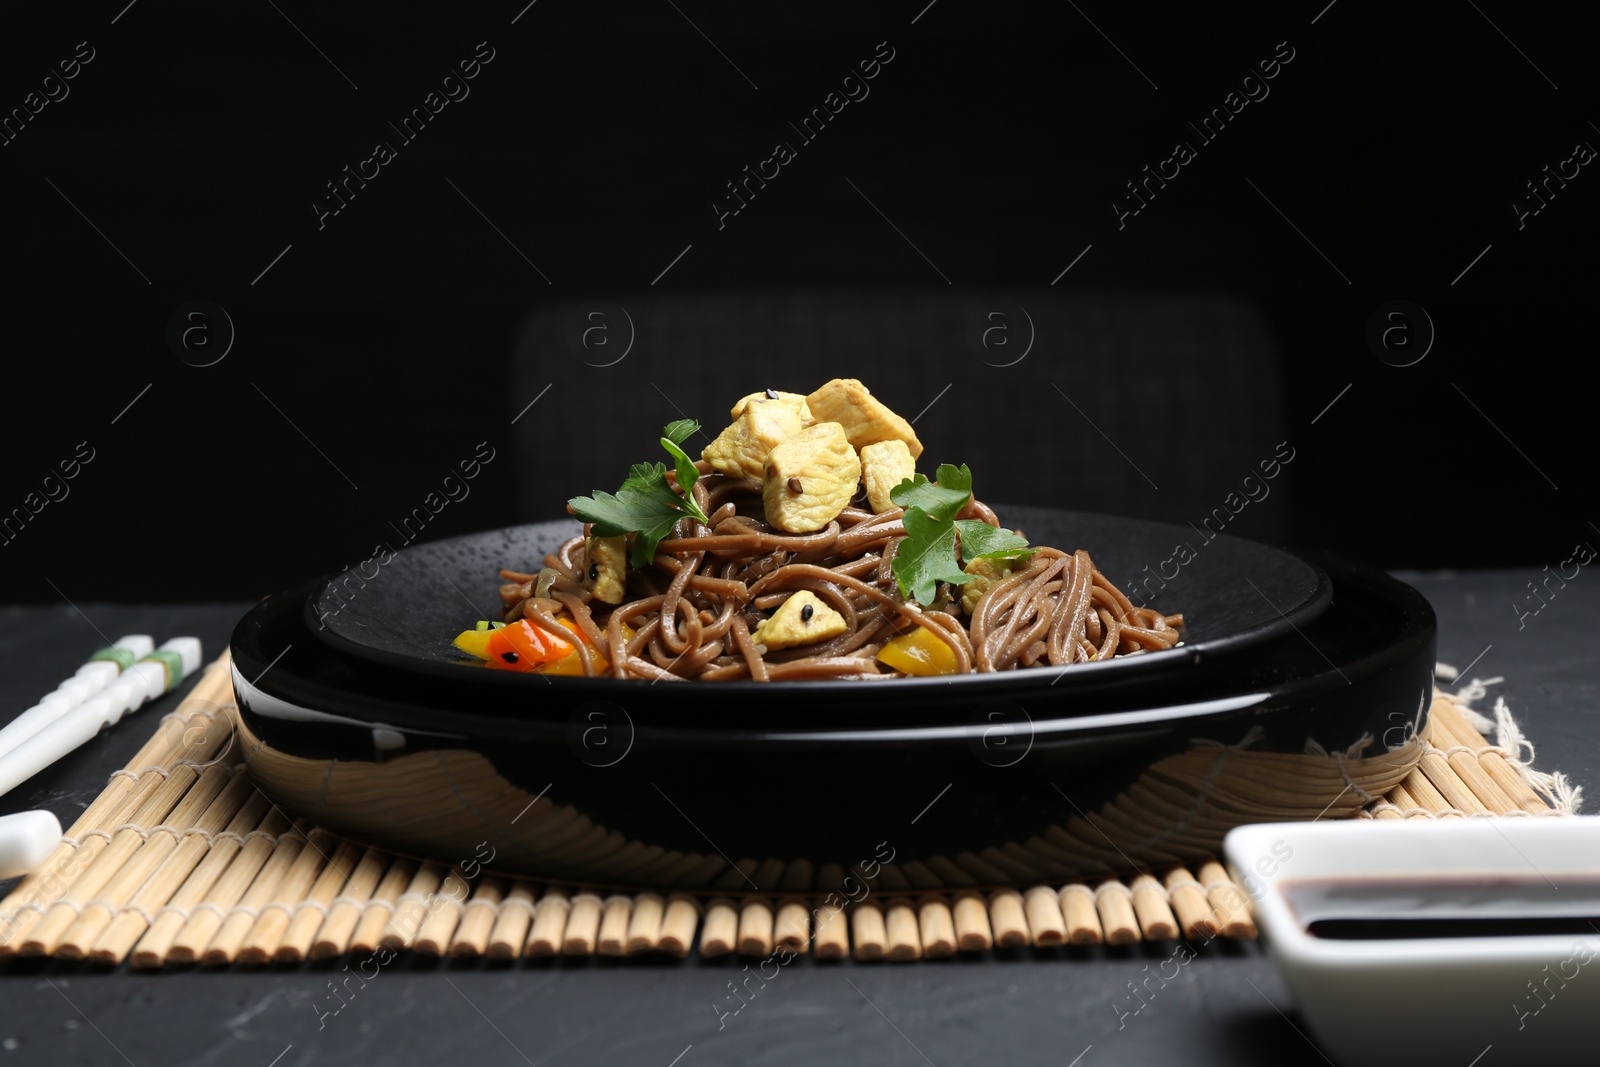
[233,550,1433,886]
[307,506,1330,700]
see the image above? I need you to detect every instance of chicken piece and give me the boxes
[730,388,814,424]
[762,422,862,533]
[751,590,848,650]
[959,556,1017,616]
[804,378,923,458]
[702,397,806,479]
[859,439,916,513]
[583,533,628,605]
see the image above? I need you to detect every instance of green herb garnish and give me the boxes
[569,421,712,567]
[889,463,1031,604]
[953,519,1031,561]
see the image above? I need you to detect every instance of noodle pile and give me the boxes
[498,463,1183,682]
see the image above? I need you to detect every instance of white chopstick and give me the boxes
[0,634,154,760]
[0,637,202,800]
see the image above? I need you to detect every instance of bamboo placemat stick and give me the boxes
[1417,750,1490,814]
[597,893,633,956]
[117,659,231,768]
[737,898,773,957]
[1429,703,1521,812]
[1094,880,1140,944]
[348,858,416,956]
[237,829,343,964]
[774,900,809,954]
[0,752,158,930]
[1023,885,1067,946]
[412,872,469,957]
[1128,874,1179,939]
[850,900,888,960]
[487,882,537,959]
[1162,867,1218,939]
[276,839,367,963]
[1400,765,1460,816]
[54,763,233,959]
[885,898,921,960]
[22,762,206,957]
[698,897,737,957]
[380,863,445,952]
[1197,860,1256,940]
[526,886,571,956]
[813,900,849,959]
[625,891,664,954]
[128,802,279,969]
[561,891,602,955]
[1386,781,1424,817]
[918,897,956,958]
[0,768,170,955]
[450,878,507,958]
[196,827,309,965]
[1436,700,1549,812]
[952,892,992,951]
[987,888,1028,948]
[1057,884,1100,944]
[311,847,388,960]
[91,773,259,964]
[658,894,699,958]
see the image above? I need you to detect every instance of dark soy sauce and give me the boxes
[1280,876,1600,940]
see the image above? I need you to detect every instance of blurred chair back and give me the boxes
[510,289,1286,542]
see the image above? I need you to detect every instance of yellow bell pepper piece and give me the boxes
[452,628,497,660]
[876,626,959,676]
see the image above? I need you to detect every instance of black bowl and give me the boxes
[230,542,1434,894]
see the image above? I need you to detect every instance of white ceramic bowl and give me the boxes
[1224,817,1600,1067]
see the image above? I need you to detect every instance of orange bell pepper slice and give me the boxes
[485,619,571,671]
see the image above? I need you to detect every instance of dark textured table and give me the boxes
[0,572,1593,1067]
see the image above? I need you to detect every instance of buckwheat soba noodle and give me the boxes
[473,380,1183,681]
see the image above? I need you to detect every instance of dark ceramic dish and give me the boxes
[230,511,1435,893]
[306,507,1332,708]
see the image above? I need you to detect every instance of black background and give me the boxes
[3,0,1597,605]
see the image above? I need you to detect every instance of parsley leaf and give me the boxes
[569,483,687,567]
[662,419,699,447]
[892,507,975,605]
[887,462,1030,604]
[569,422,712,567]
[955,520,1031,562]
[889,463,973,521]
[659,426,703,508]
[620,461,668,492]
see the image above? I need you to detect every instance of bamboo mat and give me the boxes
[0,656,1573,968]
